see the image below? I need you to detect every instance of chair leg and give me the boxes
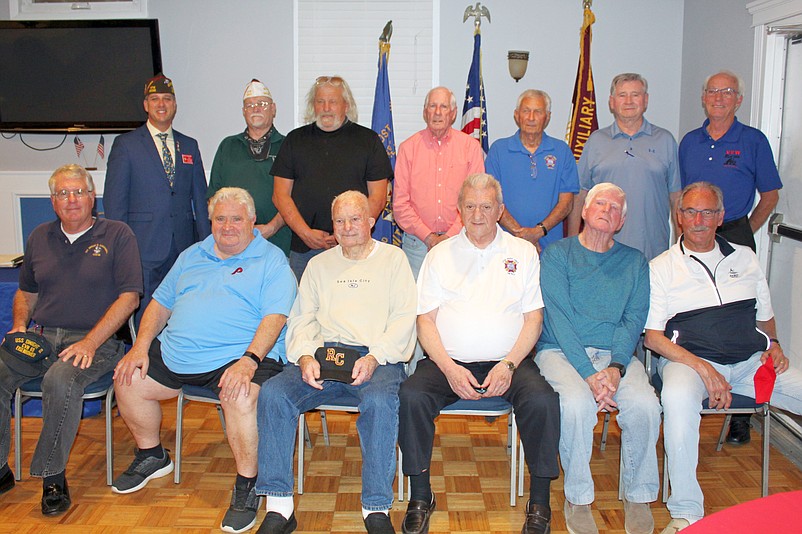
[618,449,624,501]
[716,414,732,452]
[106,388,115,486]
[216,405,227,438]
[518,440,524,498]
[175,390,185,484]
[509,412,517,507]
[304,420,312,448]
[600,412,611,451]
[320,410,330,446]
[297,413,305,495]
[762,406,770,497]
[14,389,22,481]
[397,445,403,502]
[662,449,669,503]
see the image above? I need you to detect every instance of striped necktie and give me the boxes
[157,132,175,188]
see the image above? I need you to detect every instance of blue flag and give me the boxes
[460,30,489,154]
[370,41,402,246]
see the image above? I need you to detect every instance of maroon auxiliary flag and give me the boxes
[565,5,598,162]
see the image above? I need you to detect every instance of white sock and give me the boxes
[362,508,389,519]
[267,496,294,519]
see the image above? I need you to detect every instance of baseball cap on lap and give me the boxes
[0,332,54,377]
[314,346,360,384]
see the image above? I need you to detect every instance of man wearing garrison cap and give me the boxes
[207,79,290,255]
[105,74,211,326]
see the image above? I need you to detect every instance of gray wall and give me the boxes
[679,0,755,136]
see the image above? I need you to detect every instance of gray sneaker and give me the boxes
[111,450,174,494]
[221,484,261,533]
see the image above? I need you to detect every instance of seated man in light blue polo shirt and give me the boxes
[113,187,297,534]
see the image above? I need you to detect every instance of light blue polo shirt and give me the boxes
[154,230,297,373]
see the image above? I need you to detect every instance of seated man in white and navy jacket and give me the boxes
[644,181,802,534]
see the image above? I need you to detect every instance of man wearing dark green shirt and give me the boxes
[208,79,290,255]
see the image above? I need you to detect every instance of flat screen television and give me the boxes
[0,19,162,133]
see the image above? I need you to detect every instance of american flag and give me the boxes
[74,136,85,157]
[461,29,489,154]
[97,135,105,160]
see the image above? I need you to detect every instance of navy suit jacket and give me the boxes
[104,124,211,265]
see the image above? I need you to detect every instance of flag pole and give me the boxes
[460,2,491,154]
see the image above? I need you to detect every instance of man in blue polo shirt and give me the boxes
[679,70,782,446]
[113,187,297,534]
[486,89,578,252]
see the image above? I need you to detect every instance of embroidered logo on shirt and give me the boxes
[85,243,108,257]
[231,267,243,275]
[503,258,518,274]
[544,155,557,169]
[729,268,740,279]
[723,149,740,167]
[182,154,194,164]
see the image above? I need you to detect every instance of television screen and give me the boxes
[0,19,162,133]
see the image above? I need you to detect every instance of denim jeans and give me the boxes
[535,348,661,505]
[256,362,406,511]
[660,351,802,522]
[289,248,325,282]
[401,232,426,374]
[0,327,124,477]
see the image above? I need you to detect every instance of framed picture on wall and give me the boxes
[10,0,147,19]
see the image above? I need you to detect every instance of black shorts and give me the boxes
[146,339,283,395]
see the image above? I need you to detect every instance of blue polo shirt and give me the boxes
[486,131,579,249]
[154,230,297,373]
[679,117,782,222]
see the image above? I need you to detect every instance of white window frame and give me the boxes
[10,0,147,19]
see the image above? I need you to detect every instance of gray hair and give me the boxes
[458,173,504,206]
[208,187,256,220]
[303,75,358,124]
[584,182,628,217]
[610,73,648,95]
[703,70,744,96]
[679,181,724,212]
[331,190,370,215]
[48,163,95,194]
[423,86,458,110]
[515,89,552,113]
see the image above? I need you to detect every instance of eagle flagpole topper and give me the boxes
[460,2,490,153]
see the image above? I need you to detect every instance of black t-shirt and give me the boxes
[271,120,392,253]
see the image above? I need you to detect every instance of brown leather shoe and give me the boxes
[521,500,551,534]
[402,494,436,534]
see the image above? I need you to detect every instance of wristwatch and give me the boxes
[608,362,626,378]
[242,351,261,366]
[501,358,516,372]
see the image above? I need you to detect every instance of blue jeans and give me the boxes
[0,327,124,477]
[660,351,802,522]
[401,232,427,280]
[289,248,324,282]
[256,362,406,511]
[535,348,661,505]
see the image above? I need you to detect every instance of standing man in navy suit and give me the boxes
[105,74,211,325]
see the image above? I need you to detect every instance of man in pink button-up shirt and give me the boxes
[393,87,485,278]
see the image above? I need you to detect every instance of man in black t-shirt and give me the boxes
[271,75,391,280]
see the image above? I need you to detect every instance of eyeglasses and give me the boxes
[679,208,721,219]
[315,76,345,86]
[704,87,739,98]
[529,154,538,180]
[52,189,90,201]
[243,101,272,111]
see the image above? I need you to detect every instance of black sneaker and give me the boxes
[221,484,261,533]
[111,449,174,494]
[256,511,297,534]
[365,512,395,534]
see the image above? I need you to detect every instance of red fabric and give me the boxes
[754,355,777,403]
[683,490,802,533]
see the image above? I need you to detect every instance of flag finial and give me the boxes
[463,2,490,29]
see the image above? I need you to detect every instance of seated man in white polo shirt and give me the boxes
[398,173,560,534]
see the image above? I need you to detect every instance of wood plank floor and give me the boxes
[2,400,801,533]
